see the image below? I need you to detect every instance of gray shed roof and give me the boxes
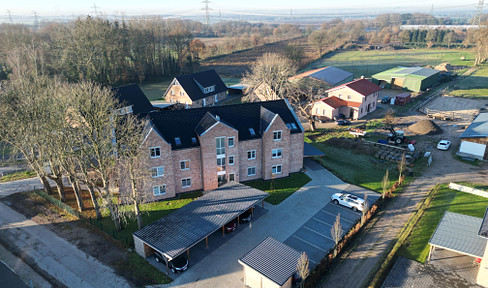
[239,236,301,286]
[479,208,488,238]
[429,211,487,258]
[308,66,354,86]
[460,113,488,138]
[133,182,268,260]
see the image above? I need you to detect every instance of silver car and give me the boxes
[331,193,365,212]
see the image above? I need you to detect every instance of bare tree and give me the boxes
[308,30,328,55]
[384,108,395,127]
[296,252,310,287]
[330,213,343,257]
[361,194,369,225]
[398,152,406,183]
[382,169,390,199]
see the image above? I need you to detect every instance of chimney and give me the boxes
[361,75,365,79]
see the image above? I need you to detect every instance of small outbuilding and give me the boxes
[239,236,301,288]
[394,92,411,106]
[458,113,488,160]
[372,66,440,92]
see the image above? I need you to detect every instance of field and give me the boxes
[398,183,488,263]
[449,65,488,99]
[200,36,316,78]
[304,49,475,78]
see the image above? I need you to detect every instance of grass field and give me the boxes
[245,172,311,205]
[449,65,488,99]
[304,49,475,78]
[398,183,488,263]
[0,170,36,182]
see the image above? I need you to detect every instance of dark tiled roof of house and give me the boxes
[174,69,228,101]
[328,78,382,97]
[133,182,268,260]
[239,236,301,286]
[147,100,303,150]
[260,106,277,133]
[112,84,154,114]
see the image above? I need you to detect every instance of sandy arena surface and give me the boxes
[424,95,488,119]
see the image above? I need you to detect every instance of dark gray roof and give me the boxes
[173,69,228,101]
[304,142,325,157]
[260,106,277,133]
[429,211,487,258]
[308,66,354,85]
[133,182,268,260]
[147,99,303,150]
[479,208,488,238]
[239,236,301,286]
[112,84,154,114]
[0,261,30,288]
[195,112,219,136]
[460,113,488,138]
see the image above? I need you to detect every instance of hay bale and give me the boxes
[434,62,453,72]
[408,120,442,135]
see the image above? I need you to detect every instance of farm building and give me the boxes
[394,92,411,106]
[458,113,488,160]
[372,66,440,92]
[289,66,354,87]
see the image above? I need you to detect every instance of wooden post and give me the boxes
[427,245,433,262]
[164,257,169,274]
[251,207,254,215]
[187,249,190,262]
[237,215,240,225]
[206,236,208,248]
[222,226,225,236]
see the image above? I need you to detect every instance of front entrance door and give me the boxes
[349,109,354,119]
[229,173,235,182]
[218,174,227,186]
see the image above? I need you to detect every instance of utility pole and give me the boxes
[32,11,39,28]
[202,0,211,33]
[472,0,484,25]
[6,10,13,23]
[91,2,99,17]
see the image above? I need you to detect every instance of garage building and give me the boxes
[372,66,440,92]
[458,113,488,160]
[132,182,268,271]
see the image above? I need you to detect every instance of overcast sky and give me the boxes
[3,0,478,17]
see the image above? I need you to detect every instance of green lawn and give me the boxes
[245,172,311,205]
[303,49,475,78]
[113,252,172,285]
[449,65,488,99]
[0,170,36,182]
[398,183,488,263]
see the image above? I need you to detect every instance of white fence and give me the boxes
[449,183,488,198]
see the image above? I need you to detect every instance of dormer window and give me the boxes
[291,123,297,129]
[175,137,181,145]
[249,128,255,136]
[203,86,215,94]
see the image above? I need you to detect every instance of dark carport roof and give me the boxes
[429,211,487,258]
[133,182,268,260]
[239,236,301,286]
[304,142,325,157]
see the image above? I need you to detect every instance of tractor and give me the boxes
[387,127,406,145]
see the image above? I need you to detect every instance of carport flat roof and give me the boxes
[304,142,325,157]
[429,211,487,258]
[133,182,268,260]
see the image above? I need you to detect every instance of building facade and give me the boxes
[139,100,304,201]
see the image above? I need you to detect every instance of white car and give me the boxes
[437,140,451,150]
[331,193,365,212]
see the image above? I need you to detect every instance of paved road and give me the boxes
[0,201,131,288]
[162,159,380,288]
[320,122,488,288]
[0,177,45,198]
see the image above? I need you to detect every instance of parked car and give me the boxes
[154,252,189,273]
[437,140,451,150]
[336,120,351,126]
[240,209,253,223]
[380,96,390,104]
[224,220,237,232]
[331,193,365,212]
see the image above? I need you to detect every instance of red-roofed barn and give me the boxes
[311,78,382,120]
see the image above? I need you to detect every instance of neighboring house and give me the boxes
[112,84,155,115]
[163,69,228,108]
[289,66,354,87]
[458,113,488,160]
[311,78,382,120]
[138,99,304,201]
[372,66,440,92]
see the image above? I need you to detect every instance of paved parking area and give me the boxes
[285,187,380,266]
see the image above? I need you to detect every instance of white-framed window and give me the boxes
[316,108,319,114]
[180,160,190,171]
[247,167,256,176]
[273,130,282,141]
[217,157,226,172]
[247,150,256,160]
[180,91,184,96]
[151,166,164,177]
[228,137,234,147]
[323,110,326,115]
[272,165,282,175]
[216,137,225,156]
[171,90,175,95]
[272,149,282,158]
[153,185,166,196]
[182,178,191,188]
[214,94,219,103]
[149,147,161,158]
[229,155,235,165]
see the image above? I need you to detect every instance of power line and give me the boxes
[91,2,99,17]
[471,0,484,25]
[202,0,211,28]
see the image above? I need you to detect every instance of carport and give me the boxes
[132,182,268,272]
[304,142,325,158]
[428,211,487,262]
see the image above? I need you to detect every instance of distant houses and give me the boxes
[163,69,229,108]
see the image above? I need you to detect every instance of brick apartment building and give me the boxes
[140,99,304,201]
[163,69,228,108]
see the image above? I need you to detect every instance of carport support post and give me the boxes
[427,245,433,262]
[261,200,264,208]
[222,226,225,236]
[187,250,190,262]
[164,257,169,274]
[206,236,208,248]
[237,215,240,225]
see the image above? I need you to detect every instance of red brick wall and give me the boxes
[262,116,291,180]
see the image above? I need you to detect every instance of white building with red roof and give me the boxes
[311,78,382,120]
